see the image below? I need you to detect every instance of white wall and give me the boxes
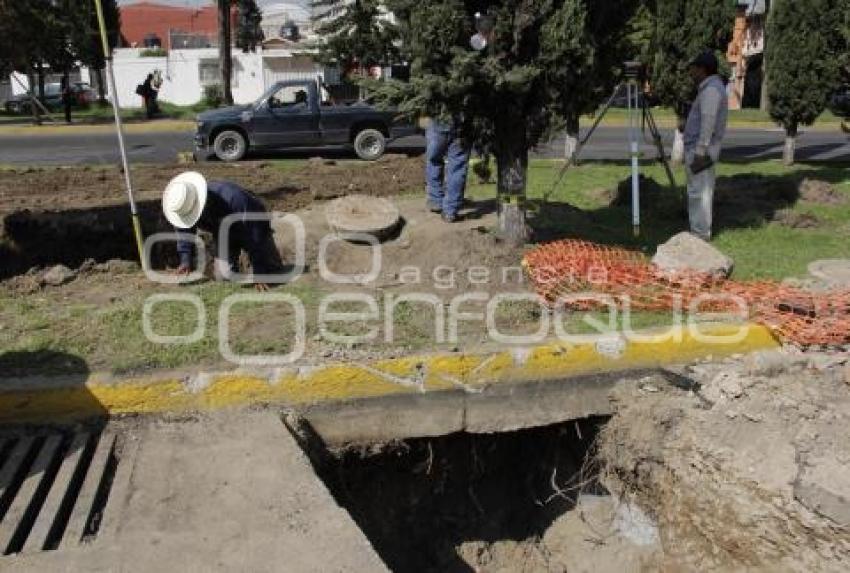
[105,48,321,109]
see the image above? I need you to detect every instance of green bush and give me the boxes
[202,84,223,108]
[140,48,167,57]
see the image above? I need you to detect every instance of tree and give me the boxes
[312,0,400,74]
[767,0,843,165]
[218,0,234,105]
[71,0,121,103]
[370,0,639,244]
[646,0,735,162]
[218,0,264,106]
[236,0,265,53]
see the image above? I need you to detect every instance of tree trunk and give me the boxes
[671,128,685,165]
[27,67,41,126]
[95,68,106,103]
[495,123,530,245]
[759,65,769,112]
[218,0,234,106]
[36,62,46,100]
[782,124,797,166]
[564,114,579,162]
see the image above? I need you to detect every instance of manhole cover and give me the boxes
[325,195,401,242]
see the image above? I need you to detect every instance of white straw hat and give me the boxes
[162,171,208,229]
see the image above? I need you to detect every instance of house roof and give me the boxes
[119,1,223,49]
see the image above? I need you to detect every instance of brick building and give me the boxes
[119,2,225,50]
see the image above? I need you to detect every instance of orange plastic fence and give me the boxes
[523,239,850,347]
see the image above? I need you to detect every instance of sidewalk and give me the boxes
[6,411,388,572]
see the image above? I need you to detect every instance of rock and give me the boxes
[746,349,807,376]
[807,352,849,372]
[808,259,850,288]
[795,452,850,525]
[40,264,76,286]
[78,258,97,273]
[652,232,734,278]
[716,372,745,399]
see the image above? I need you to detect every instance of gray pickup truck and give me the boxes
[194,78,416,161]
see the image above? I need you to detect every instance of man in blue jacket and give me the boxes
[162,172,281,291]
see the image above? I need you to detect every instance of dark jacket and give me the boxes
[176,181,273,273]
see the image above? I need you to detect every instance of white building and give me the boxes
[104,46,325,108]
[261,2,316,43]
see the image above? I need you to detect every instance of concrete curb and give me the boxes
[0,119,194,137]
[0,323,779,425]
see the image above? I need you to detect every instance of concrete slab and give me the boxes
[6,411,387,572]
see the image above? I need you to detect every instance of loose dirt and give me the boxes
[0,157,425,278]
[302,417,662,572]
[599,351,850,571]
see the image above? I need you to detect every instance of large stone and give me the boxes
[40,264,76,286]
[808,259,850,288]
[652,232,734,278]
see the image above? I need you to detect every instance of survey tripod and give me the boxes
[546,61,678,237]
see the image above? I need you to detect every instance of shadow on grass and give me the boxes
[529,163,849,251]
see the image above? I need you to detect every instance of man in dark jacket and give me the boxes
[162,172,282,290]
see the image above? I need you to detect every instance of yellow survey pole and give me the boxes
[93,0,146,270]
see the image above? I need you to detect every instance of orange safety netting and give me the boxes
[522,239,850,347]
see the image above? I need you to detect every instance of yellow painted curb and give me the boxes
[0,323,779,424]
[0,119,194,137]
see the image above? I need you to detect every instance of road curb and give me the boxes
[0,323,779,424]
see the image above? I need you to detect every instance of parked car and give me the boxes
[829,87,850,119]
[194,78,417,161]
[4,82,93,114]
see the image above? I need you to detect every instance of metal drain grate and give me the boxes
[0,428,134,555]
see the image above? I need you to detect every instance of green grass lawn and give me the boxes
[1,158,848,376]
[0,101,211,125]
[590,107,844,128]
[469,158,850,280]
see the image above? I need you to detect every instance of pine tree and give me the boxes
[236,0,265,53]
[311,0,399,74]
[648,0,735,162]
[766,0,843,165]
[371,0,639,243]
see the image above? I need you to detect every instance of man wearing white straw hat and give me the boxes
[162,171,281,291]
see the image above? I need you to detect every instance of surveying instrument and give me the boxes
[547,61,677,237]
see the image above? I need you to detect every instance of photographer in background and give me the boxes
[684,51,728,241]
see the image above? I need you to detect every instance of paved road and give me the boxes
[1,125,847,165]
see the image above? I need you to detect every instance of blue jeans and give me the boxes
[426,121,470,217]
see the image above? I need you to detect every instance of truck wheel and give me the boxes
[353,128,386,161]
[213,130,247,162]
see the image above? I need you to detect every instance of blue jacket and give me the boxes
[176,181,273,273]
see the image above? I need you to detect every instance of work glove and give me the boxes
[689,153,713,175]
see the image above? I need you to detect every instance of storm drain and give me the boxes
[0,428,135,556]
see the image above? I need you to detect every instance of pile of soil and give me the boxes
[773,209,822,229]
[799,178,846,205]
[598,352,850,571]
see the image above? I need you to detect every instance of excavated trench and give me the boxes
[293,417,638,572]
[0,202,171,279]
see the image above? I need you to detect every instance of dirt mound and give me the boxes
[598,356,850,571]
[773,209,822,229]
[799,178,846,205]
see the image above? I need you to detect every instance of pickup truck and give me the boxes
[194,78,417,161]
